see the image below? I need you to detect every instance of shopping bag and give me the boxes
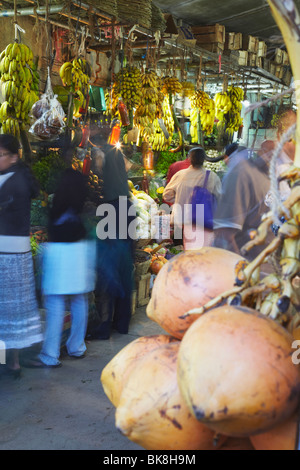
[190,170,216,230]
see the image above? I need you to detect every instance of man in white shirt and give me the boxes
[163,147,222,244]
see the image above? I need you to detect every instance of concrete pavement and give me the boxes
[0,306,165,450]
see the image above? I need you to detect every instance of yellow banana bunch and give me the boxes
[59,57,91,115]
[161,76,182,96]
[200,99,215,135]
[190,108,199,143]
[104,84,121,119]
[134,70,159,141]
[0,42,38,137]
[181,81,195,98]
[225,86,244,136]
[145,96,174,151]
[114,65,142,111]
[190,90,210,111]
[214,92,232,114]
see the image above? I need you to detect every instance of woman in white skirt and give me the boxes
[0,135,43,376]
[36,168,96,368]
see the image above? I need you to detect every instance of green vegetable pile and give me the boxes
[31,150,68,194]
[154,151,181,176]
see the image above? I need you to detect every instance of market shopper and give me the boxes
[213,140,274,262]
[86,124,136,340]
[35,168,96,367]
[163,147,222,246]
[0,134,43,376]
[166,152,191,185]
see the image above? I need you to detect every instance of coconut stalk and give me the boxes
[267,0,300,166]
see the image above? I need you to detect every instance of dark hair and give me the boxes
[50,168,88,221]
[0,134,20,155]
[189,147,206,168]
[225,142,239,157]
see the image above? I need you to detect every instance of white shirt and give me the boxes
[163,166,222,226]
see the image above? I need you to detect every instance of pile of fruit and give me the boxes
[0,42,39,137]
[72,157,102,204]
[59,58,91,117]
[101,246,300,450]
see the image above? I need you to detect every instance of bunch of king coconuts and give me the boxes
[101,247,300,450]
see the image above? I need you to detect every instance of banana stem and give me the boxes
[267,0,300,167]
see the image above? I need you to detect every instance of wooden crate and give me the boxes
[275,65,284,79]
[258,41,267,58]
[136,272,151,307]
[270,62,276,76]
[201,42,224,54]
[225,32,243,50]
[224,50,248,66]
[248,52,257,67]
[256,56,263,68]
[282,68,293,86]
[192,23,225,44]
[262,57,270,72]
[274,48,283,64]
[282,50,289,66]
[242,35,259,53]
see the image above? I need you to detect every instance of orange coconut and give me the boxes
[177,305,300,437]
[146,247,245,339]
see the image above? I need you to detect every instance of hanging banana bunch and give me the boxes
[104,84,120,120]
[225,86,244,138]
[114,65,142,114]
[134,69,159,142]
[0,42,39,138]
[181,81,195,99]
[59,57,91,117]
[147,95,174,152]
[161,76,182,96]
[189,90,212,143]
[214,91,232,128]
[199,98,216,136]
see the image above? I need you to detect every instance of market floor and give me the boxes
[0,306,165,451]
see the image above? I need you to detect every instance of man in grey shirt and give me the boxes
[213,144,273,261]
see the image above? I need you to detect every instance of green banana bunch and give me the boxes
[0,41,39,137]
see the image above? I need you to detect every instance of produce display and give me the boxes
[161,76,183,96]
[101,244,300,450]
[129,186,158,240]
[0,42,39,137]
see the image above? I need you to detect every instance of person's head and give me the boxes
[224,142,239,165]
[188,147,206,168]
[0,134,20,172]
[276,109,297,161]
[90,121,111,146]
[51,168,88,219]
[258,140,275,163]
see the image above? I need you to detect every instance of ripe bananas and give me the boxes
[114,65,142,111]
[181,81,195,98]
[0,41,39,138]
[59,57,91,116]
[161,76,182,96]
[134,70,159,142]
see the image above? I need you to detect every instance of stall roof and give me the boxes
[153,0,300,43]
